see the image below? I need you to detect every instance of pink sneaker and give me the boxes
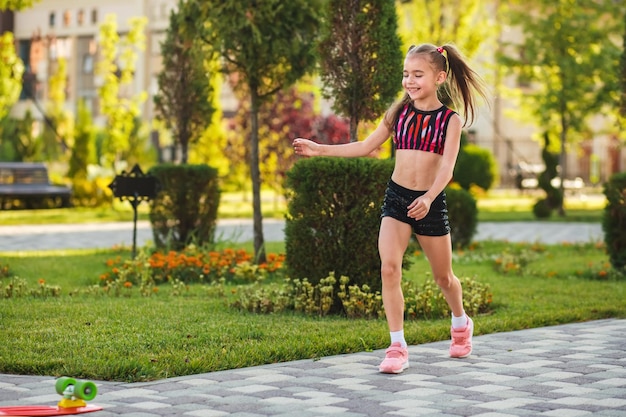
[379,342,409,374]
[449,316,473,358]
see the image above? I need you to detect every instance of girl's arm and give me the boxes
[424,114,462,200]
[293,118,391,158]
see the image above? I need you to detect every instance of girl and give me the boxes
[293,43,488,374]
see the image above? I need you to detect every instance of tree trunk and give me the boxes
[558,115,567,217]
[249,89,266,264]
[349,116,358,143]
[181,140,188,164]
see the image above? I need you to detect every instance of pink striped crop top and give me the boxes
[393,104,456,155]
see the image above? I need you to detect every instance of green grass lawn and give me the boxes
[0,190,288,225]
[0,239,623,382]
[0,188,607,225]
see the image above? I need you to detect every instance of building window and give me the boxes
[49,12,55,27]
[77,9,84,26]
[82,54,94,74]
[63,10,71,27]
[50,37,72,61]
[91,9,98,24]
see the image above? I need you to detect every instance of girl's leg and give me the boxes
[378,216,413,332]
[416,233,473,358]
[415,233,463,316]
[377,217,413,373]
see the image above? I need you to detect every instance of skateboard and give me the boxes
[0,377,103,416]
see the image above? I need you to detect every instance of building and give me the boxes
[4,0,624,186]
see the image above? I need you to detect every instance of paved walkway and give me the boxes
[0,220,604,251]
[2,220,623,417]
[0,319,625,416]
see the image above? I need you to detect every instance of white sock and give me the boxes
[390,330,407,348]
[451,313,467,330]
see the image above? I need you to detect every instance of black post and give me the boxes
[107,164,159,260]
[132,192,139,259]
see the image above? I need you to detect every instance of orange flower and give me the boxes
[124,281,133,288]
[38,279,45,285]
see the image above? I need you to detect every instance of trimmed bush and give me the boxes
[534,133,563,218]
[602,172,626,273]
[445,186,478,249]
[285,157,393,294]
[148,164,220,250]
[454,143,498,191]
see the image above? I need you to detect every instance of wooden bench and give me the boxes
[0,162,72,209]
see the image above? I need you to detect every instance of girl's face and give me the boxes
[402,55,445,103]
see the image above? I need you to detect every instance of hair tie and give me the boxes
[436,46,449,70]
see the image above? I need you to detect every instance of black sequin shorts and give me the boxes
[380,179,451,236]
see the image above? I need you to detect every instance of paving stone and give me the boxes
[0,222,624,416]
[5,319,625,416]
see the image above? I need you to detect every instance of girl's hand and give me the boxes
[293,138,319,157]
[407,195,432,220]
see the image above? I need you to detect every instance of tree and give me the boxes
[395,0,493,59]
[153,1,215,164]
[68,99,95,180]
[226,84,351,200]
[0,32,23,120]
[0,110,40,161]
[617,10,626,136]
[499,0,623,214]
[189,70,229,178]
[0,0,38,10]
[96,14,148,168]
[190,0,323,263]
[318,0,403,142]
[41,57,72,160]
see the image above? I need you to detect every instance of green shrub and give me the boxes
[403,276,492,320]
[337,274,384,319]
[492,247,537,275]
[231,272,493,320]
[285,157,394,296]
[534,133,563,218]
[453,143,498,191]
[71,177,113,208]
[230,275,337,316]
[532,198,552,218]
[1,276,61,298]
[148,164,220,250]
[445,186,478,249]
[602,172,626,273]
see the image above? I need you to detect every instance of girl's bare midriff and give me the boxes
[391,150,441,191]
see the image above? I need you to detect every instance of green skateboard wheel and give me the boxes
[54,377,77,396]
[74,380,97,401]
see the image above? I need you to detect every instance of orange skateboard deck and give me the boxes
[0,377,102,416]
[0,405,102,416]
